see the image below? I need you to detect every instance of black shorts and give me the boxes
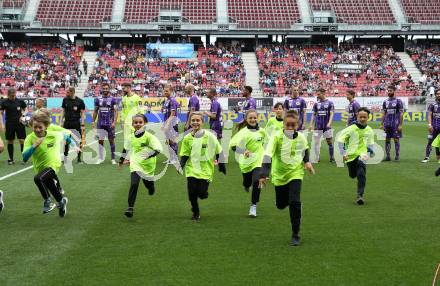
[346,157,366,179]
[187,177,209,200]
[274,180,302,209]
[63,121,82,139]
[5,122,26,140]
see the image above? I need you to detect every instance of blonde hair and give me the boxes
[32,110,51,127]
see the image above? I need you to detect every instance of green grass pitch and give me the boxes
[0,121,439,285]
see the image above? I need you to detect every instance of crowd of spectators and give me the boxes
[0,41,83,98]
[257,44,419,97]
[406,43,439,97]
[85,43,245,98]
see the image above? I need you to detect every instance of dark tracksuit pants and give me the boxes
[242,167,261,205]
[275,180,302,236]
[34,168,63,202]
[187,177,209,216]
[63,120,82,161]
[128,172,155,208]
[346,156,367,197]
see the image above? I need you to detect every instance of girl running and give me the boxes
[179,112,226,221]
[260,110,315,246]
[230,109,267,217]
[121,114,162,218]
[265,102,284,137]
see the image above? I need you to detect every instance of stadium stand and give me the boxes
[406,44,439,95]
[124,0,216,24]
[309,0,395,24]
[0,42,83,98]
[2,0,26,8]
[36,0,113,27]
[401,0,440,24]
[85,44,245,97]
[227,0,301,28]
[257,44,418,97]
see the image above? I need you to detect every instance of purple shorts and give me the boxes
[210,122,223,139]
[384,126,402,139]
[97,125,115,140]
[429,129,440,141]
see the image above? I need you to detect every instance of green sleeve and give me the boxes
[179,136,191,157]
[336,126,350,144]
[23,135,33,154]
[229,129,243,149]
[432,134,440,148]
[148,132,162,153]
[264,135,277,158]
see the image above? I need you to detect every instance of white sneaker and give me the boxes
[249,204,257,218]
[421,157,429,163]
[0,190,4,213]
[111,159,117,165]
[95,159,104,165]
[163,159,170,164]
[168,160,177,165]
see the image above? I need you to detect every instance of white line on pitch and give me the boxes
[0,130,123,181]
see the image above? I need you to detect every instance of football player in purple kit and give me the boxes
[162,85,179,165]
[309,88,335,163]
[381,85,404,161]
[283,85,307,130]
[422,89,440,163]
[184,83,200,131]
[92,83,118,164]
[346,90,361,126]
[242,86,256,111]
[204,88,223,140]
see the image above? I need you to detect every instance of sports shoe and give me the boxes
[421,157,429,163]
[290,235,301,246]
[124,207,134,218]
[111,159,117,165]
[329,158,335,163]
[43,199,56,214]
[167,160,178,165]
[0,190,4,213]
[60,188,65,195]
[435,168,440,177]
[356,196,365,205]
[191,213,200,222]
[58,197,68,217]
[77,159,84,165]
[249,204,257,218]
[394,156,400,161]
[384,157,391,162]
[95,159,104,165]
[243,186,250,193]
[7,160,15,165]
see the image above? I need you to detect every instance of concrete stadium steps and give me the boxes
[112,0,125,23]
[76,51,97,98]
[241,52,262,96]
[23,0,40,22]
[397,52,423,84]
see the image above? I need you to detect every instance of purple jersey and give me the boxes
[188,95,200,114]
[428,101,440,130]
[284,97,307,129]
[163,97,179,122]
[243,97,257,111]
[347,100,361,125]
[382,97,404,128]
[312,99,334,130]
[95,96,117,127]
[209,98,223,131]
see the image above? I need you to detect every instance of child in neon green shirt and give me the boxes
[265,102,284,137]
[121,114,162,218]
[260,110,315,246]
[432,134,440,176]
[230,109,266,218]
[337,107,375,205]
[22,111,78,217]
[179,112,226,221]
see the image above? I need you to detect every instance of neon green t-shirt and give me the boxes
[433,134,440,148]
[265,130,309,186]
[128,130,162,176]
[48,124,71,135]
[337,124,375,162]
[265,116,284,137]
[229,127,266,173]
[23,130,65,174]
[179,130,222,182]
[121,93,143,122]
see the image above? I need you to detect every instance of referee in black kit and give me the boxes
[61,87,85,163]
[0,88,27,165]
